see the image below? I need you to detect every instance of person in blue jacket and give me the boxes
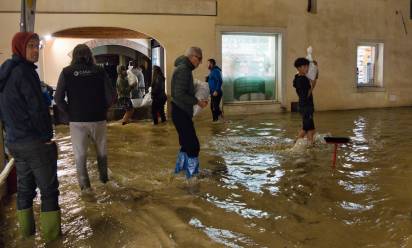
[207,59,223,122]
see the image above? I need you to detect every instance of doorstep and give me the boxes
[223,101,285,116]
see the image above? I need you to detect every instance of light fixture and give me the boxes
[44,34,52,41]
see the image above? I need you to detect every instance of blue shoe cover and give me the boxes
[175,151,188,174]
[186,157,200,178]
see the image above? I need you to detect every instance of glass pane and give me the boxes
[152,47,161,67]
[357,45,376,85]
[222,34,278,102]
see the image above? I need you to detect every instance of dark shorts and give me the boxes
[300,106,315,131]
[118,97,133,111]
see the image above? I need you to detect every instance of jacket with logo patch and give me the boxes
[55,64,115,122]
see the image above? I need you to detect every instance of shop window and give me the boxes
[221,33,281,102]
[356,43,384,87]
[152,47,161,67]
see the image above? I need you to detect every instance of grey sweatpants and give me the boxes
[69,121,108,190]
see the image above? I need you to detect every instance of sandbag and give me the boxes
[131,87,152,108]
[193,80,210,116]
[140,87,153,107]
[127,69,137,86]
[131,98,143,108]
[289,133,330,153]
[306,46,318,81]
[307,63,318,81]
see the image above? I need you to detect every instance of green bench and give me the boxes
[233,76,266,100]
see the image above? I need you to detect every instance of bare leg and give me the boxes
[307,129,316,145]
[121,109,134,125]
[295,129,307,143]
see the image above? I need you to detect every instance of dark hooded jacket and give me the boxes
[54,64,115,122]
[151,73,166,101]
[171,56,198,117]
[0,55,53,144]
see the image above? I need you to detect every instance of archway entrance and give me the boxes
[40,27,166,122]
[48,27,165,87]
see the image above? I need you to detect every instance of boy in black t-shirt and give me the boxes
[293,58,317,145]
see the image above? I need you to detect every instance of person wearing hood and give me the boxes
[0,32,61,242]
[55,44,115,192]
[171,47,208,178]
[207,59,223,122]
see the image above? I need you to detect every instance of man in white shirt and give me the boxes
[130,62,145,99]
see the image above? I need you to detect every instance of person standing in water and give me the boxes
[0,32,61,242]
[171,47,208,178]
[116,65,135,125]
[55,44,115,191]
[207,59,223,122]
[293,58,317,144]
[151,65,167,125]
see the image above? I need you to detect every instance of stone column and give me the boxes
[20,0,37,32]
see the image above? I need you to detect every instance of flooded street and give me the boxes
[2,108,412,247]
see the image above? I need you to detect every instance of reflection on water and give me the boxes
[2,108,412,247]
[205,193,270,219]
[189,217,256,248]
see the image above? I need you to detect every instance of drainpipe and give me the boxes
[20,0,36,32]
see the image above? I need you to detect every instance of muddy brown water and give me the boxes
[1,108,412,248]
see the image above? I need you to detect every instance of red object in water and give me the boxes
[332,144,338,166]
[7,166,17,195]
[324,137,351,167]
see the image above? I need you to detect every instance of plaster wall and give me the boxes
[0,0,411,111]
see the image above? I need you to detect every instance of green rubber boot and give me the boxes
[40,210,61,242]
[16,208,36,238]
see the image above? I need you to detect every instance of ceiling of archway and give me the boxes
[52,27,150,39]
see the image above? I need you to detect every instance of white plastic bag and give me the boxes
[306,46,314,61]
[140,87,152,107]
[131,88,152,108]
[289,132,331,152]
[290,138,308,153]
[314,132,331,144]
[307,63,318,81]
[131,98,143,108]
[306,46,318,81]
[127,69,138,86]
[193,80,210,117]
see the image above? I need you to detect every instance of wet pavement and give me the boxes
[2,108,412,247]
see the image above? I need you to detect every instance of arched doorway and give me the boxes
[45,27,166,86]
[42,27,166,122]
[66,40,152,90]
